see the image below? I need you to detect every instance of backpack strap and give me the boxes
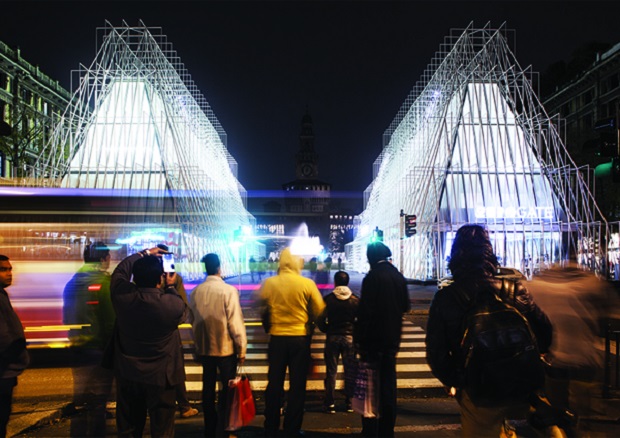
[500,278,517,307]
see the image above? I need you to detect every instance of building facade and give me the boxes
[543,41,620,278]
[0,41,71,180]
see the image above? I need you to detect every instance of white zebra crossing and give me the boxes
[183,320,443,392]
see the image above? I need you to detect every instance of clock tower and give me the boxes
[295,110,319,179]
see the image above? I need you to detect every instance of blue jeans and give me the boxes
[323,334,354,407]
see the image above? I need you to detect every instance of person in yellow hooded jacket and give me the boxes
[254,247,325,437]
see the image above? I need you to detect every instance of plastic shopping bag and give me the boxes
[351,361,379,418]
[225,369,256,431]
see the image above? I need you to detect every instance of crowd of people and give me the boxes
[1,223,616,437]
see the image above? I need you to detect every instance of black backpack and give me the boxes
[458,279,545,407]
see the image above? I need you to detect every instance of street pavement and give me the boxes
[8,270,620,436]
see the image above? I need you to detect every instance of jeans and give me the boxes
[198,354,238,437]
[264,336,310,436]
[323,334,354,406]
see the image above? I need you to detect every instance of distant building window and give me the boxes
[312,205,323,212]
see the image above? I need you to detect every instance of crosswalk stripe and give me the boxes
[186,377,442,392]
[184,321,443,392]
[235,350,428,361]
[240,335,426,351]
[185,363,431,375]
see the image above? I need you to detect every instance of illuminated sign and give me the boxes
[475,206,553,220]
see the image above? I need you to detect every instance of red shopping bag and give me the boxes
[226,370,256,431]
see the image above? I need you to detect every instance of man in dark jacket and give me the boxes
[317,270,359,413]
[0,255,29,438]
[425,224,553,437]
[354,242,410,438]
[110,247,188,437]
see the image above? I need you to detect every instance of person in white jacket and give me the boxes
[190,253,247,437]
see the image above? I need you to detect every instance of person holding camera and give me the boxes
[110,247,189,437]
[156,244,199,419]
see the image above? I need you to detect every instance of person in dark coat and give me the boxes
[0,255,29,438]
[110,247,188,437]
[354,242,410,438]
[317,270,359,413]
[425,224,553,437]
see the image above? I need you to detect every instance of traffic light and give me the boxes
[594,117,619,158]
[370,226,384,242]
[405,214,417,237]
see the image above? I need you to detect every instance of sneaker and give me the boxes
[180,407,199,418]
[324,404,336,414]
[345,403,354,413]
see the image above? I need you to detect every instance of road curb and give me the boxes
[9,402,73,437]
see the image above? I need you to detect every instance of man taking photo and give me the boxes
[110,247,188,437]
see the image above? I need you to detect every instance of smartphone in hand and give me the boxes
[162,253,175,273]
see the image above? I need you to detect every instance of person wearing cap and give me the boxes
[190,253,247,437]
[354,242,410,438]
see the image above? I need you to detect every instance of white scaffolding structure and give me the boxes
[33,21,258,277]
[346,23,607,280]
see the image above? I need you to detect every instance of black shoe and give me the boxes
[345,402,354,413]
[324,404,336,414]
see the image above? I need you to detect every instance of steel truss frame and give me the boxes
[347,23,607,280]
[32,21,258,277]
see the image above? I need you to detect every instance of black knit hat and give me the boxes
[367,242,392,266]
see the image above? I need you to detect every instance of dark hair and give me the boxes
[201,253,220,275]
[0,254,9,262]
[367,242,392,266]
[157,243,169,252]
[132,255,164,287]
[448,224,498,284]
[334,270,349,286]
[84,242,110,263]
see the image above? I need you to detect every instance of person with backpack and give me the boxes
[425,224,553,437]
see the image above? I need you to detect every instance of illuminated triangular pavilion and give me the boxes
[35,21,258,276]
[346,23,607,280]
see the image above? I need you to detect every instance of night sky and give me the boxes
[3,1,620,194]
